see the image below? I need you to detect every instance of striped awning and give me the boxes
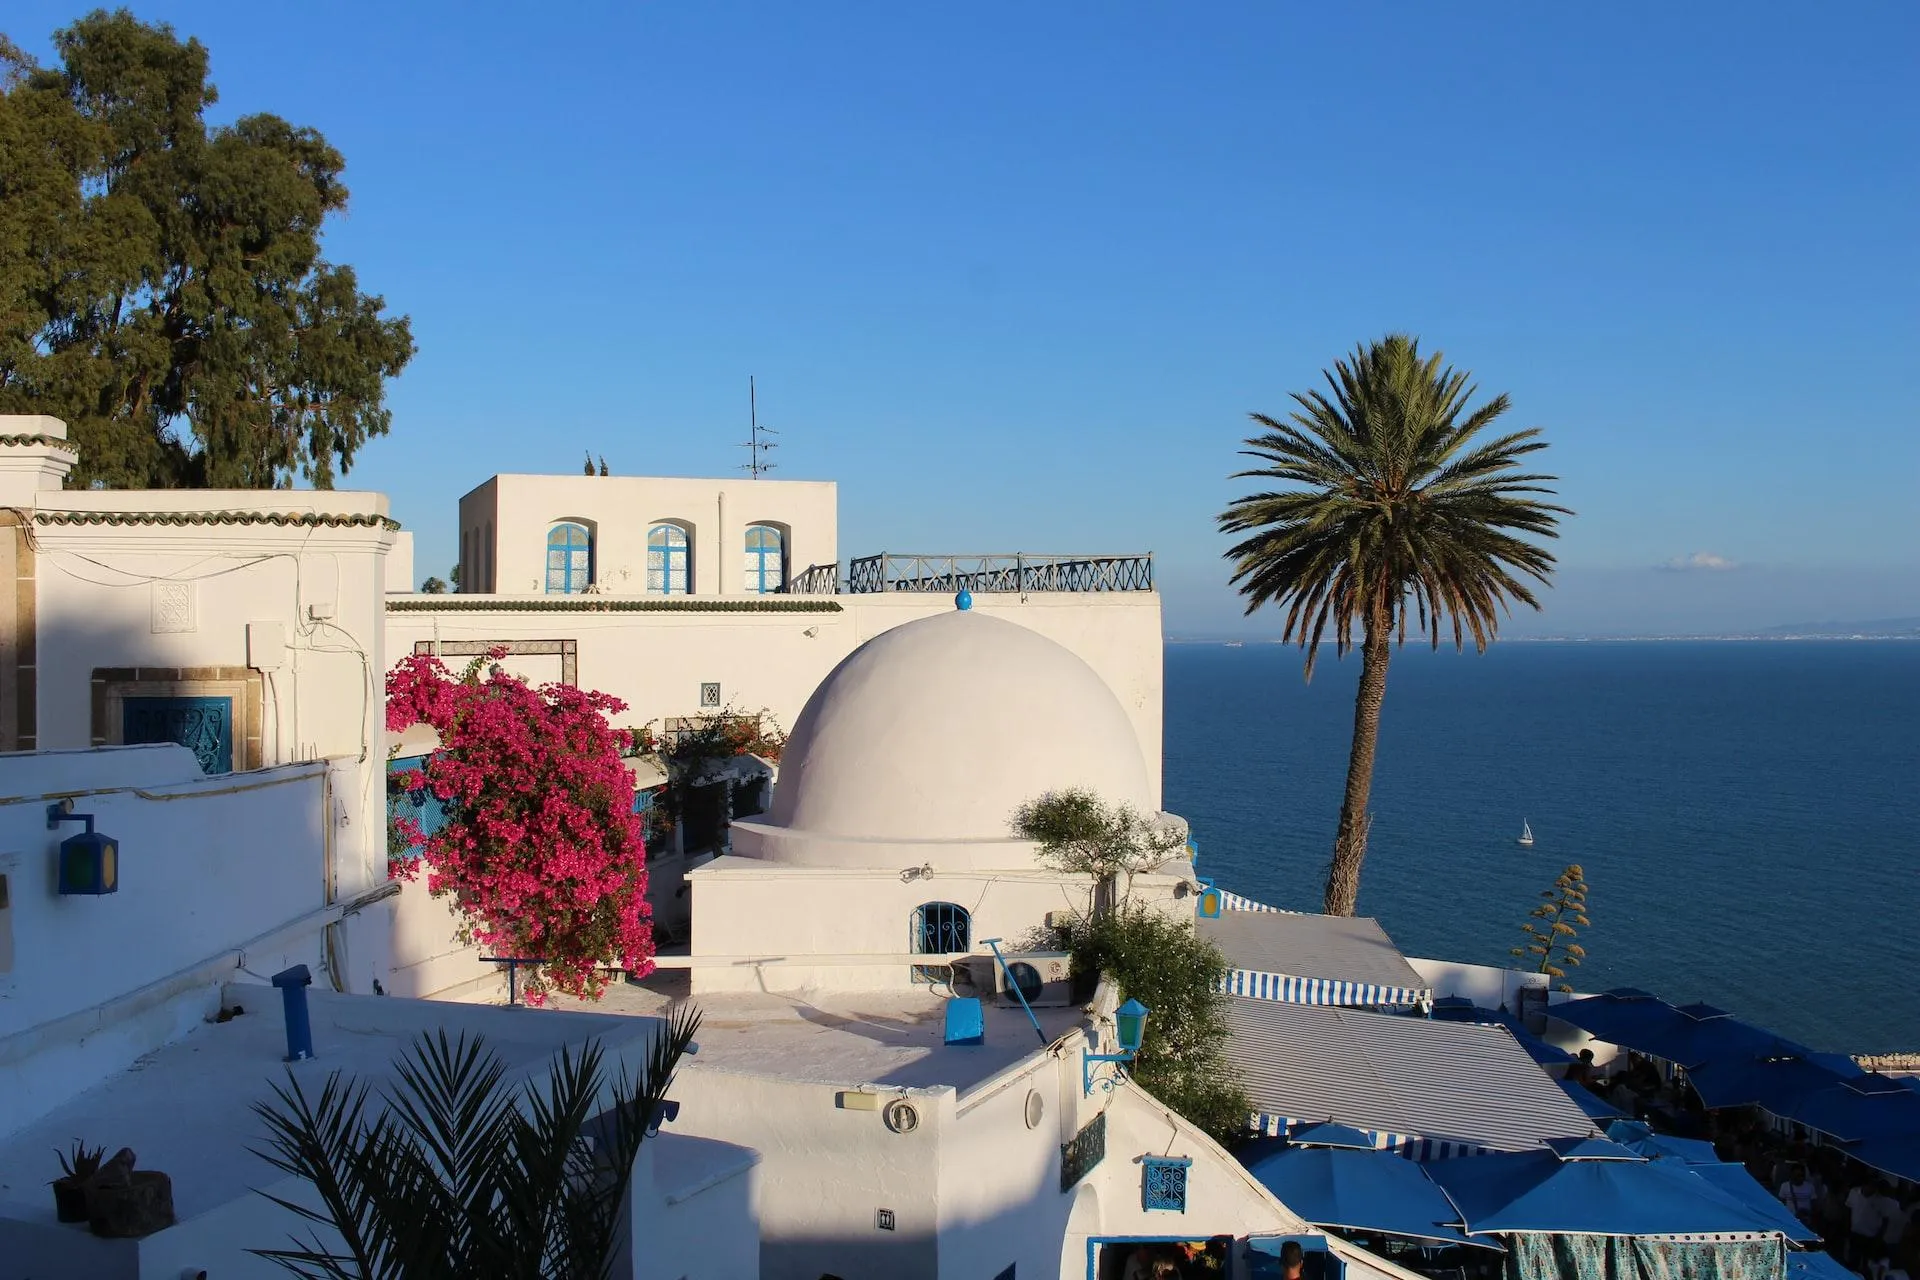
[1225,967,1428,1008]
[1249,1113,1492,1162]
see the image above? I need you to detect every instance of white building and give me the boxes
[551,602,1430,1280]
[387,469,1165,1003]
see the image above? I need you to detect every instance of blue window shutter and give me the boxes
[123,696,234,775]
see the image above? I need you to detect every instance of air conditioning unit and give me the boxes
[952,952,1075,1008]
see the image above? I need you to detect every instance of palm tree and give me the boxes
[251,1005,700,1279]
[1219,334,1568,916]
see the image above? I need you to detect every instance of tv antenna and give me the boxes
[740,376,777,478]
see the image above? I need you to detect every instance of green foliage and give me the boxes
[54,1138,104,1182]
[418,577,447,595]
[1511,863,1591,993]
[0,11,413,488]
[1064,904,1250,1146]
[251,1007,700,1279]
[1218,334,1569,915]
[1011,789,1187,917]
[447,566,461,589]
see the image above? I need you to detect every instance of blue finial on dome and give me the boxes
[955,589,973,611]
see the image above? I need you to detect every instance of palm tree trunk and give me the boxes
[1324,616,1392,916]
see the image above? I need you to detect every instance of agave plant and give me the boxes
[251,1005,700,1279]
[54,1138,105,1183]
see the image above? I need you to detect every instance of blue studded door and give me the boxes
[122,696,235,775]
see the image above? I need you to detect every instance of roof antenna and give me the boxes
[739,375,777,479]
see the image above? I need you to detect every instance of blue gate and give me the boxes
[122,696,234,775]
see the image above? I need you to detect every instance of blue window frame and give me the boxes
[911,901,970,983]
[1141,1156,1192,1212]
[388,753,451,861]
[743,524,786,593]
[545,522,592,594]
[647,523,691,594]
[123,695,233,775]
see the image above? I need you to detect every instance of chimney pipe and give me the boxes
[271,964,314,1062]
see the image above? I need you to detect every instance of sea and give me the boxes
[1162,640,1920,1054]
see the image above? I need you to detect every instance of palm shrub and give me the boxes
[1064,905,1249,1145]
[251,1005,700,1279]
[1220,334,1568,915]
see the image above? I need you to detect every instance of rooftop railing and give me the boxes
[786,553,1154,595]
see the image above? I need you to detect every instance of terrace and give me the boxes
[787,552,1154,595]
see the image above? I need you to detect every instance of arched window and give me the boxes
[648,522,691,594]
[911,901,970,983]
[545,522,593,594]
[743,524,787,593]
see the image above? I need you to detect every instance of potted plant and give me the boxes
[51,1140,103,1222]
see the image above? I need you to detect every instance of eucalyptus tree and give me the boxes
[1219,335,1567,916]
[0,12,412,488]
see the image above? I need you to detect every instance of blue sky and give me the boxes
[11,2,1918,635]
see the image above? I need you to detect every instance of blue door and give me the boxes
[123,696,235,775]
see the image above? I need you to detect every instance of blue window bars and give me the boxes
[545,522,592,594]
[744,524,786,593]
[648,523,691,594]
[911,901,970,983]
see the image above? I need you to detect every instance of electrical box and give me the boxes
[247,621,287,672]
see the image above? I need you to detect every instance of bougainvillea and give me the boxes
[387,648,652,1004]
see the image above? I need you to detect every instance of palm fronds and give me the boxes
[250,1004,701,1280]
[1219,333,1569,677]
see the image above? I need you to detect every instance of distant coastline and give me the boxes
[1168,617,1920,645]
[1168,633,1920,644]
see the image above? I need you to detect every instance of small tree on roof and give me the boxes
[1011,788,1187,920]
[1512,863,1590,993]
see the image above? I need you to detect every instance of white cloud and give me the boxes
[1660,551,1740,572]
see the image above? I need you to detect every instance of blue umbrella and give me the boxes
[1240,1142,1497,1249]
[1426,1142,1806,1237]
[1788,1254,1859,1280]
[1561,1081,1628,1120]
[1689,1164,1822,1243]
[1686,1044,1858,1112]
[1287,1120,1380,1150]
[1552,993,1781,1069]
[1604,1120,1721,1165]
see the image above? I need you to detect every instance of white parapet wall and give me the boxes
[0,745,356,1141]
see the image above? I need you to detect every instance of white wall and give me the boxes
[1406,956,1552,1017]
[687,862,1188,995]
[26,488,396,997]
[664,1065,946,1280]
[384,590,1164,803]
[627,1132,762,1280]
[0,747,333,1139]
[462,473,838,598]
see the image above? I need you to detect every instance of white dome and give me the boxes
[730,608,1154,869]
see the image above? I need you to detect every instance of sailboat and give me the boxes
[1517,820,1535,848]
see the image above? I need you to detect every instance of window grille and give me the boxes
[1142,1156,1192,1212]
[123,696,234,775]
[910,901,969,983]
[743,524,787,593]
[648,523,691,594]
[1060,1112,1106,1192]
[545,523,592,594]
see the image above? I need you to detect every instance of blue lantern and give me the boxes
[955,589,973,611]
[49,804,117,896]
[1198,887,1222,919]
[1115,998,1150,1053]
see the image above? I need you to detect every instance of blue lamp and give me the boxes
[49,802,117,896]
[955,589,973,611]
[1084,998,1151,1096]
[1195,875,1221,919]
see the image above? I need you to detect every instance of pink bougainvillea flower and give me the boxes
[387,649,652,1003]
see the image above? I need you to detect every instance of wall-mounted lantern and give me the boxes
[49,801,118,896]
[1195,875,1221,919]
[1084,998,1150,1096]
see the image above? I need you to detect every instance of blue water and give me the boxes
[1162,641,1920,1053]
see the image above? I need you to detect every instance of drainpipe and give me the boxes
[715,490,726,597]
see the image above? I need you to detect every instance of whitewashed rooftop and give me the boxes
[549,979,1086,1095]
[0,984,657,1226]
